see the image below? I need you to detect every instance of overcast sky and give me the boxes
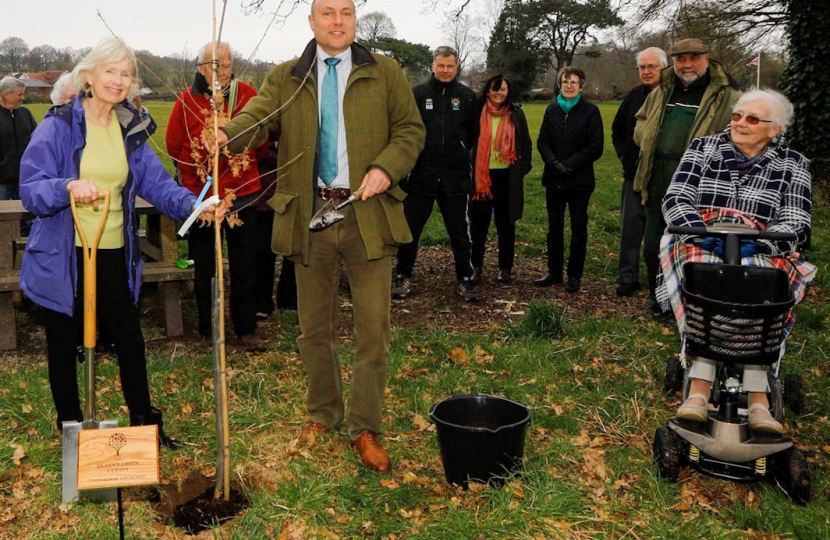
[1,0,450,64]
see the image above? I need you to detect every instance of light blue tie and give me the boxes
[320,57,341,186]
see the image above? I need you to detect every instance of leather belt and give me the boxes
[317,187,351,201]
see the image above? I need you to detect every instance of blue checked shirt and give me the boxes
[662,129,812,257]
[316,46,352,190]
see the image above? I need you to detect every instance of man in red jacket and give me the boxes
[166,41,267,351]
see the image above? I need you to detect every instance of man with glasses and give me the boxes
[166,41,268,352]
[633,38,741,313]
[393,46,480,302]
[612,47,666,297]
[0,77,37,201]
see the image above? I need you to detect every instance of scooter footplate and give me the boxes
[669,418,791,463]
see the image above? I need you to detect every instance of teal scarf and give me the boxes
[557,93,582,114]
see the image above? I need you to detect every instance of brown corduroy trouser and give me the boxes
[295,205,392,441]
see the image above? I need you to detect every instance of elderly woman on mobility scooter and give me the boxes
[657,89,816,436]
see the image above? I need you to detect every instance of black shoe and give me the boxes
[457,280,479,302]
[497,268,511,283]
[616,282,640,297]
[534,273,563,287]
[472,266,482,284]
[130,406,180,449]
[391,275,412,299]
[565,278,581,293]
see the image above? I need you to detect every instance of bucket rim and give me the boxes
[428,393,532,433]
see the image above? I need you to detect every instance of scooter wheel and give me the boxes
[653,427,682,482]
[773,447,810,505]
[663,357,683,395]
[783,374,805,416]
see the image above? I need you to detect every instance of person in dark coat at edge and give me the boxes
[392,46,480,302]
[469,74,532,285]
[535,66,604,293]
[0,76,37,201]
[612,47,667,297]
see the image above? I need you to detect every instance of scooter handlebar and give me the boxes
[667,225,797,242]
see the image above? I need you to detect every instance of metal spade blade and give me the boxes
[309,188,364,232]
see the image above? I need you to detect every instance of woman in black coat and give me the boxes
[470,74,533,284]
[535,67,604,292]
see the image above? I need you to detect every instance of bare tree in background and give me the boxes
[357,11,397,42]
[0,37,30,73]
[441,11,478,76]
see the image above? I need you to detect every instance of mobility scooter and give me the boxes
[654,223,810,505]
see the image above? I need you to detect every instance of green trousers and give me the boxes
[643,157,679,299]
[295,204,392,441]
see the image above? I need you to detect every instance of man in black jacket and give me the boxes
[611,47,667,297]
[0,77,37,200]
[393,46,480,302]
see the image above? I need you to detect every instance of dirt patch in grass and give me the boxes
[388,245,654,333]
[152,470,250,535]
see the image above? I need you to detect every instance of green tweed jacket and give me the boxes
[222,40,425,264]
[632,59,741,203]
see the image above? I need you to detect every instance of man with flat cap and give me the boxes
[633,38,741,313]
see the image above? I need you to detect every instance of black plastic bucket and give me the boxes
[429,394,531,487]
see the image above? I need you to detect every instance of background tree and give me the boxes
[486,0,548,97]
[356,11,397,42]
[528,0,624,75]
[441,10,479,77]
[26,45,58,72]
[781,0,830,185]
[0,37,30,73]
[363,38,433,82]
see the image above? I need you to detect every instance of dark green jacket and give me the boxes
[632,59,741,202]
[222,40,425,263]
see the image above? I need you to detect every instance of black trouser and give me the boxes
[395,190,474,281]
[255,209,297,312]
[618,178,646,286]
[470,168,515,270]
[44,248,150,425]
[189,205,258,336]
[545,188,593,280]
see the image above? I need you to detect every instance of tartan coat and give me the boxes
[221,40,425,264]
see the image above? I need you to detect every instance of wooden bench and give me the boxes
[0,198,194,350]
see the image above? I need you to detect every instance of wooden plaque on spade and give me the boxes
[77,425,160,491]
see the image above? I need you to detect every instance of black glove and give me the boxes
[552,161,572,176]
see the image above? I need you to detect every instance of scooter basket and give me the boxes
[681,262,794,364]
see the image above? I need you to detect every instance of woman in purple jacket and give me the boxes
[19,38,214,446]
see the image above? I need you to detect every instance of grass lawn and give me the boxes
[3,101,828,539]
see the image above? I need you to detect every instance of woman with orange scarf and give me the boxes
[470,75,532,284]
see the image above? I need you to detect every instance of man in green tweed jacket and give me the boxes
[217,0,425,472]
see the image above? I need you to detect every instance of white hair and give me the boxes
[50,73,76,105]
[0,76,25,96]
[71,37,140,100]
[733,89,794,134]
[636,47,667,68]
[198,42,234,63]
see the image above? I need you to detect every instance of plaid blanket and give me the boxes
[656,209,817,365]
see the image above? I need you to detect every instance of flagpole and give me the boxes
[755,51,761,90]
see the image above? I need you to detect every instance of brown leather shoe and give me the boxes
[239,333,267,352]
[297,421,329,442]
[353,431,391,472]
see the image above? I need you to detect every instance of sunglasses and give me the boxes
[731,112,773,125]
